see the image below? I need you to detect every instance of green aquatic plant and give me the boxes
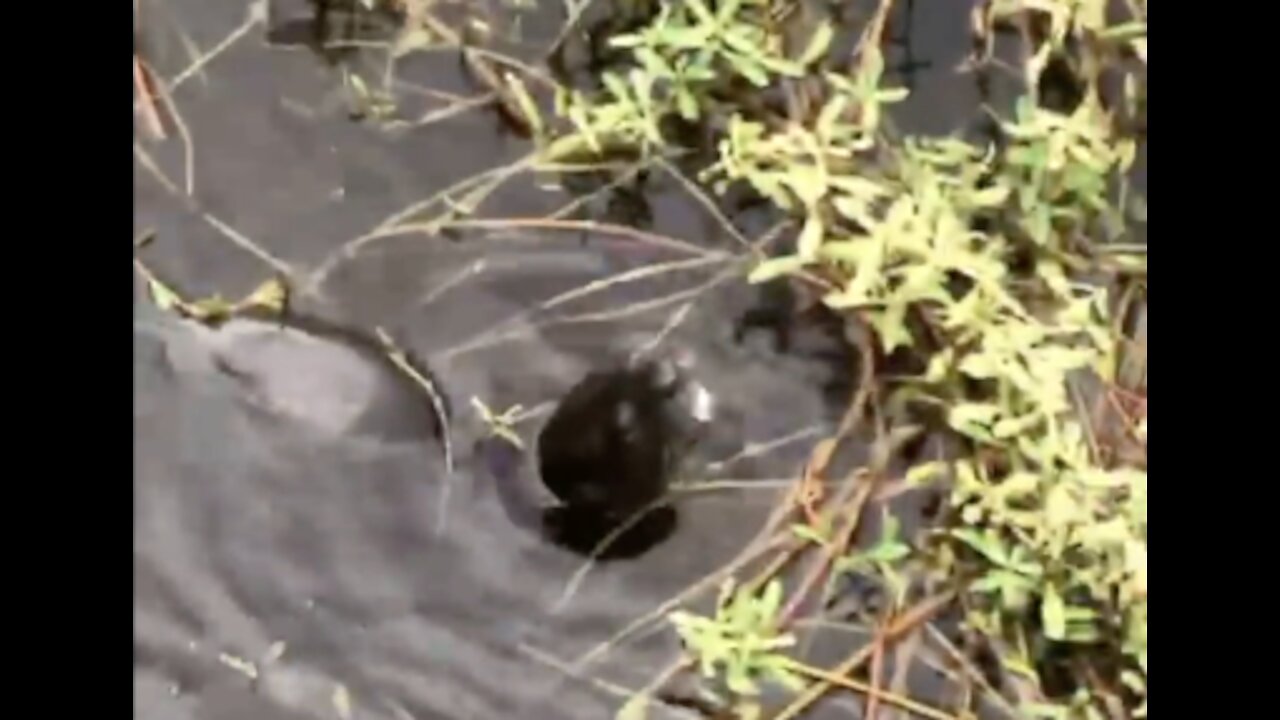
[383,0,1147,717]
[669,578,805,697]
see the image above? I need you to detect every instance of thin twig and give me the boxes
[867,615,888,720]
[623,657,698,719]
[886,629,924,720]
[417,10,528,129]
[785,660,960,720]
[543,161,651,222]
[546,0,602,61]
[426,244,730,366]
[134,141,183,198]
[168,1,264,93]
[410,259,487,312]
[200,212,294,276]
[673,478,836,493]
[436,217,720,258]
[134,55,167,140]
[434,265,740,361]
[377,154,536,232]
[631,299,695,361]
[655,157,756,253]
[706,425,827,474]
[302,157,536,298]
[774,589,956,720]
[539,254,732,315]
[567,492,799,673]
[516,644,702,719]
[136,54,196,196]
[375,327,454,536]
[741,469,869,600]
[778,468,876,625]
[923,624,1019,719]
[778,326,880,625]
[464,46,560,90]
[135,228,157,250]
[392,93,495,130]
[551,494,680,614]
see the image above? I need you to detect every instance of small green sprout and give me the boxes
[471,397,528,449]
[669,579,806,697]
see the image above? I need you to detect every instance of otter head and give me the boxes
[620,337,716,434]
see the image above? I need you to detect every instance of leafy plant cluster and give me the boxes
[670,578,805,698]
[533,0,1147,717]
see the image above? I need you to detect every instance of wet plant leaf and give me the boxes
[1044,484,1079,528]
[748,255,806,283]
[952,527,1007,566]
[969,183,1012,207]
[1022,702,1070,720]
[148,279,182,312]
[1041,584,1067,640]
[800,22,834,66]
[735,57,770,87]
[797,215,825,259]
[187,295,236,323]
[617,694,648,720]
[949,402,1001,430]
[676,86,699,121]
[505,73,545,143]
[240,277,288,315]
[905,461,947,485]
[790,523,828,546]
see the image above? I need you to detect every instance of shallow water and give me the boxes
[134,1,1142,718]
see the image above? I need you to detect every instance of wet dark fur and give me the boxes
[537,358,706,521]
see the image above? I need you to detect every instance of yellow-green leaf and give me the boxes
[240,277,288,316]
[617,694,649,720]
[790,523,828,546]
[969,184,1012,207]
[148,279,182,312]
[993,413,1040,439]
[1041,584,1067,641]
[789,165,827,208]
[504,72,544,143]
[905,461,947,485]
[1044,484,1078,527]
[799,21,835,65]
[877,86,910,104]
[188,296,236,323]
[949,402,1000,429]
[748,255,807,283]
[797,215,825,260]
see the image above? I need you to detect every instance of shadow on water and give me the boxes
[543,504,678,560]
[475,433,679,560]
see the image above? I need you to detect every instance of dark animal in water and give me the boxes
[537,353,714,520]
[478,349,714,558]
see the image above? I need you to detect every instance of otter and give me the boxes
[478,347,715,558]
